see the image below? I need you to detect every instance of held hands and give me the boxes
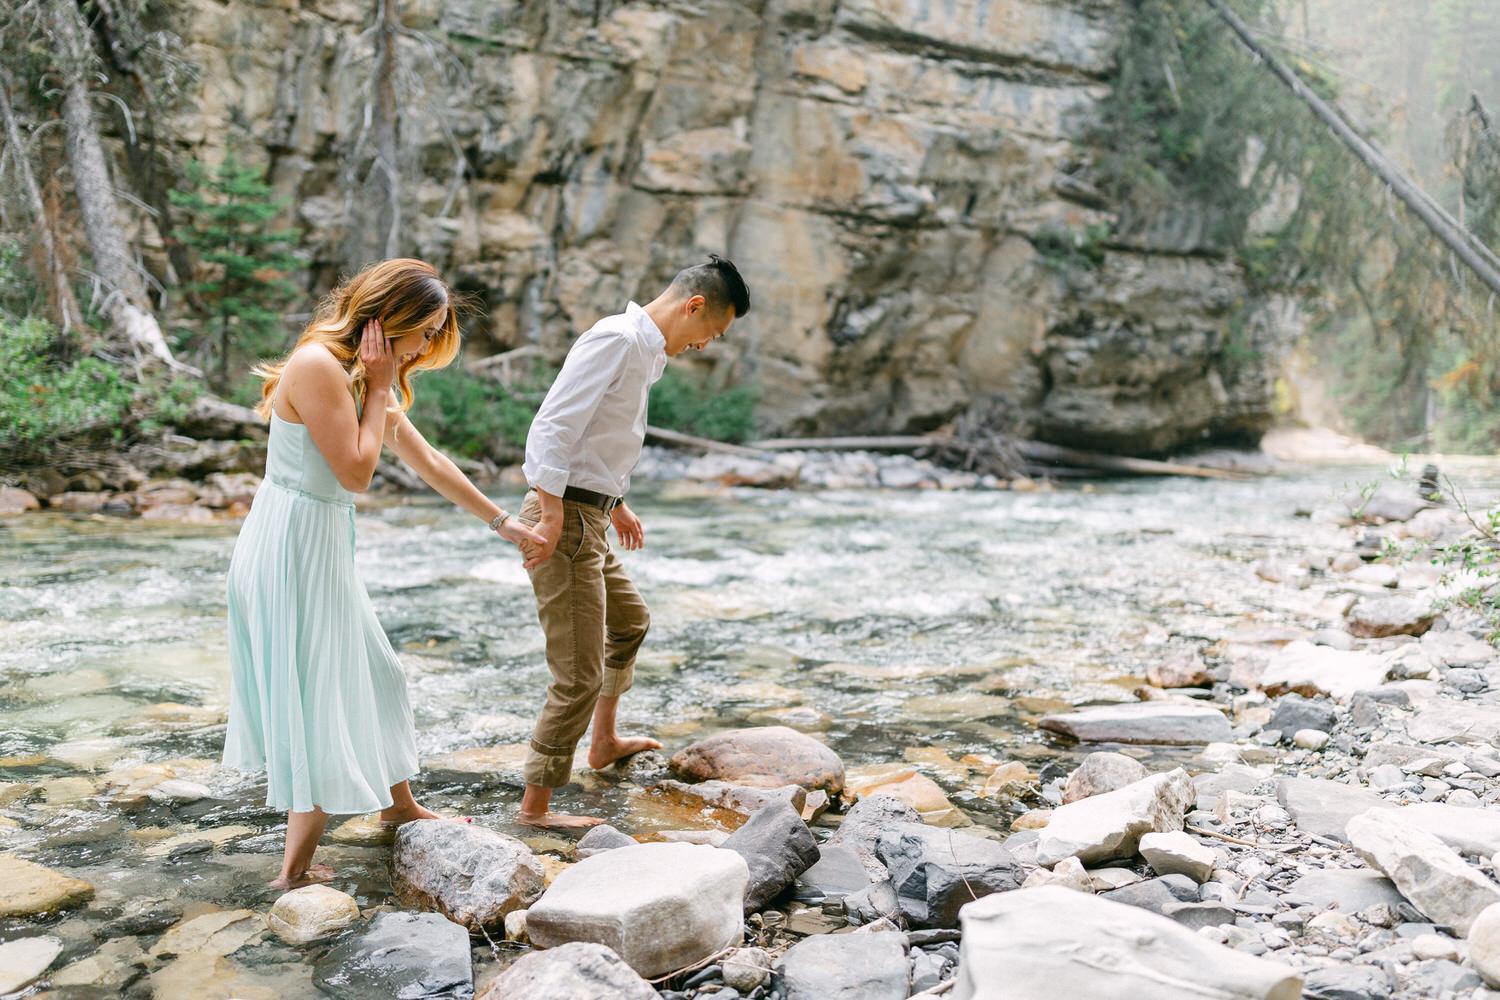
[360,318,396,391]
[496,516,550,570]
[611,502,644,551]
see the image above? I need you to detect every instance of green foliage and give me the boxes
[0,316,136,459]
[648,367,759,444]
[169,154,301,394]
[1032,223,1110,271]
[405,364,552,461]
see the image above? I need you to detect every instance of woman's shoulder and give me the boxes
[284,343,346,381]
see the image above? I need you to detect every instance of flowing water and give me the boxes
[2,460,1495,996]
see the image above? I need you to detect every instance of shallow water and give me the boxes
[3,459,1497,995]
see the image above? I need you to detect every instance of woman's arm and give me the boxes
[281,322,394,492]
[383,410,547,566]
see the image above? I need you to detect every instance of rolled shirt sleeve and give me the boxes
[522,331,631,496]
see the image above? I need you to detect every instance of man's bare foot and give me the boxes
[587,735,662,770]
[269,862,335,890]
[516,810,606,829]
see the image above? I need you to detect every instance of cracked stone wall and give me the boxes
[153,0,1296,453]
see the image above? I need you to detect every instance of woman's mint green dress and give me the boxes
[223,408,418,814]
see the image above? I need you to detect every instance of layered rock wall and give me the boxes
[152,0,1296,453]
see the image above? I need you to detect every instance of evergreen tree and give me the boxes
[169,154,301,395]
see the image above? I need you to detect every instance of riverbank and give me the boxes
[3,455,1499,998]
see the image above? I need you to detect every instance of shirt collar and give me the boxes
[627,301,666,357]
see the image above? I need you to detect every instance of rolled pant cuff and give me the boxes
[600,661,635,698]
[524,744,576,789]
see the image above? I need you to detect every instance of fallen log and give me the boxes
[745,434,1249,480]
[645,425,774,458]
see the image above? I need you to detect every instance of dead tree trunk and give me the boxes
[0,70,81,333]
[372,0,401,260]
[1201,0,1500,298]
[45,0,179,367]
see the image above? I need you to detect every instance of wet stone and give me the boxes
[477,941,656,1000]
[1038,702,1232,745]
[0,935,64,994]
[315,911,472,1000]
[0,854,95,916]
[670,726,845,796]
[575,823,636,859]
[393,819,546,935]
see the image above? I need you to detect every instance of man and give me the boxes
[514,255,751,827]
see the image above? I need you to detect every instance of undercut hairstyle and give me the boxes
[667,254,751,318]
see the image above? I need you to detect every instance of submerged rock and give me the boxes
[393,820,546,936]
[1036,768,1195,866]
[526,842,747,978]
[0,854,95,916]
[267,884,362,944]
[314,911,472,1000]
[772,930,909,1000]
[1038,702,1231,745]
[670,726,845,795]
[951,886,1302,1000]
[478,941,656,1000]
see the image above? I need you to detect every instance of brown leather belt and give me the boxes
[563,485,623,511]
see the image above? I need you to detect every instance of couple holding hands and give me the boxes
[222,255,750,888]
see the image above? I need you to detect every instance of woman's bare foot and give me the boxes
[587,735,662,770]
[379,803,472,829]
[269,862,335,890]
[516,810,605,829]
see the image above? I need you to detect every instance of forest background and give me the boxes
[1,0,1498,493]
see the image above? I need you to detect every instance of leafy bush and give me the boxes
[0,316,136,460]
[648,367,759,444]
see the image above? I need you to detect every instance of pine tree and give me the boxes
[169,155,302,395]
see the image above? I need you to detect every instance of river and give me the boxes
[0,458,1488,995]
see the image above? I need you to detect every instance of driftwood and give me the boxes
[746,434,1247,480]
[644,425,771,458]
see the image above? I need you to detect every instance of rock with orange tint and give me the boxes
[670,726,844,796]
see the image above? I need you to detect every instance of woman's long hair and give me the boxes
[252,259,462,421]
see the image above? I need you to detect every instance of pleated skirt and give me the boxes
[222,481,419,814]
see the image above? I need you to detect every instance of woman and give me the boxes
[223,258,544,889]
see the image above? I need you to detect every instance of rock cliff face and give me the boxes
[157,0,1296,453]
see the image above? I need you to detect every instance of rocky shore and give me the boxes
[7,446,1500,999]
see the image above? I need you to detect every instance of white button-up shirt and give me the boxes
[522,302,668,498]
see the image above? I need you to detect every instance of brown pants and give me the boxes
[518,491,651,788]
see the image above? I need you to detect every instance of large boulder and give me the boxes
[313,911,472,1000]
[670,726,845,795]
[825,793,923,880]
[875,822,1023,928]
[951,886,1302,1000]
[1038,703,1231,745]
[477,941,657,1000]
[772,930,909,1000]
[1258,642,1387,700]
[1036,769,1195,866]
[526,842,747,978]
[1346,809,1500,936]
[720,799,820,914]
[393,820,546,935]
[1362,802,1500,857]
[1467,902,1500,988]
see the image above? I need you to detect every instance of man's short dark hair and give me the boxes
[668,254,751,318]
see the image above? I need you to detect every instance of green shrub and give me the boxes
[648,367,759,443]
[0,316,136,460]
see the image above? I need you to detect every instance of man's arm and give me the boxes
[522,331,631,498]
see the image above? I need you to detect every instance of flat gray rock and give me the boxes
[825,794,921,880]
[1365,802,1500,858]
[773,930,909,1000]
[951,886,1302,1000]
[1286,869,1404,913]
[1421,630,1498,669]
[1276,777,1383,844]
[876,822,1023,929]
[1300,964,1393,1000]
[1039,702,1231,745]
[1259,641,1388,700]
[477,941,655,1000]
[796,845,872,902]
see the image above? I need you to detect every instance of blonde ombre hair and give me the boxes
[253,258,462,420]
